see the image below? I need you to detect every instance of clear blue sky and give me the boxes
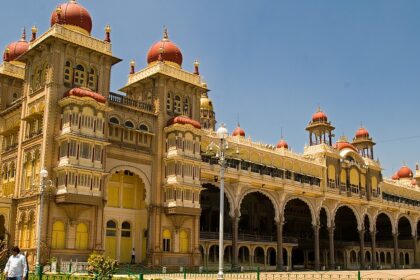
[2,0,419,177]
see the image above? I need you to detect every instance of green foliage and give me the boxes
[87,252,118,280]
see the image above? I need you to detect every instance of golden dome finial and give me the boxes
[163,26,168,40]
[56,5,62,15]
[104,24,111,42]
[194,59,200,75]
[31,25,38,42]
[130,60,136,74]
[105,24,111,33]
[5,47,10,54]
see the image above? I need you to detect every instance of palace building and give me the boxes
[1,0,420,271]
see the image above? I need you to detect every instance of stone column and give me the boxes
[328,225,335,269]
[231,212,239,271]
[314,224,320,270]
[276,220,284,271]
[393,232,399,268]
[413,233,418,268]
[371,230,377,268]
[359,229,365,268]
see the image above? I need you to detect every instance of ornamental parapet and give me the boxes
[0,62,25,79]
[124,62,205,89]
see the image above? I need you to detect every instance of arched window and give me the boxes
[75,223,88,250]
[183,97,190,116]
[51,221,65,249]
[109,117,119,125]
[27,212,35,248]
[121,222,131,237]
[125,121,134,128]
[105,220,117,259]
[88,68,97,91]
[163,229,171,252]
[74,65,86,87]
[179,230,189,253]
[174,95,181,114]
[106,220,117,236]
[166,92,173,112]
[64,61,73,84]
[139,124,148,132]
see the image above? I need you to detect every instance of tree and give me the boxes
[87,253,118,280]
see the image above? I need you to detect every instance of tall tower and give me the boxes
[12,0,120,262]
[199,84,216,130]
[352,127,375,159]
[305,108,335,146]
[119,28,206,267]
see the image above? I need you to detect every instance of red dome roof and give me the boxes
[397,166,414,179]
[312,109,328,122]
[147,29,183,67]
[167,116,201,129]
[355,127,370,138]
[3,32,29,62]
[276,139,289,149]
[232,125,245,137]
[334,141,358,152]
[391,173,399,180]
[64,87,106,103]
[51,0,92,35]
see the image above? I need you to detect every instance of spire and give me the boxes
[163,26,168,40]
[20,28,27,42]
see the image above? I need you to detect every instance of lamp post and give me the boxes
[216,124,228,280]
[36,168,48,279]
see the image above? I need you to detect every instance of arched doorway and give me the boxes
[254,247,265,265]
[200,183,232,236]
[398,216,412,267]
[284,198,313,269]
[239,192,275,237]
[267,247,276,266]
[239,192,275,268]
[238,246,250,265]
[105,170,148,262]
[334,206,359,269]
[376,213,393,268]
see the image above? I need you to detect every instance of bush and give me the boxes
[87,253,118,279]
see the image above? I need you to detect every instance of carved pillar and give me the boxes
[393,232,399,268]
[359,229,365,268]
[328,225,335,269]
[413,233,418,268]
[371,230,377,268]
[276,220,284,271]
[231,212,239,271]
[314,224,320,270]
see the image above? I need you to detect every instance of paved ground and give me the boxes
[136,269,420,280]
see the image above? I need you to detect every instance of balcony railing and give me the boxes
[108,92,154,112]
[200,231,298,244]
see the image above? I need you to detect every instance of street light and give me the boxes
[36,168,48,279]
[216,124,228,280]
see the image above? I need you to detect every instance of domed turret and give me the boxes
[147,28,183,68]
[355,127,369,139]
[3,30,29,63]
[50,0,93,35]
[352,126,375,159]
[334,136,358,152]
[276,139,289,149]
[306,107,335,146]
[199,86,216,130]
[397,165,413,179]
[232,124,245,137]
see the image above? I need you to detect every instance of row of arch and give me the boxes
[200,184,420,270]
[109,117,150,132]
